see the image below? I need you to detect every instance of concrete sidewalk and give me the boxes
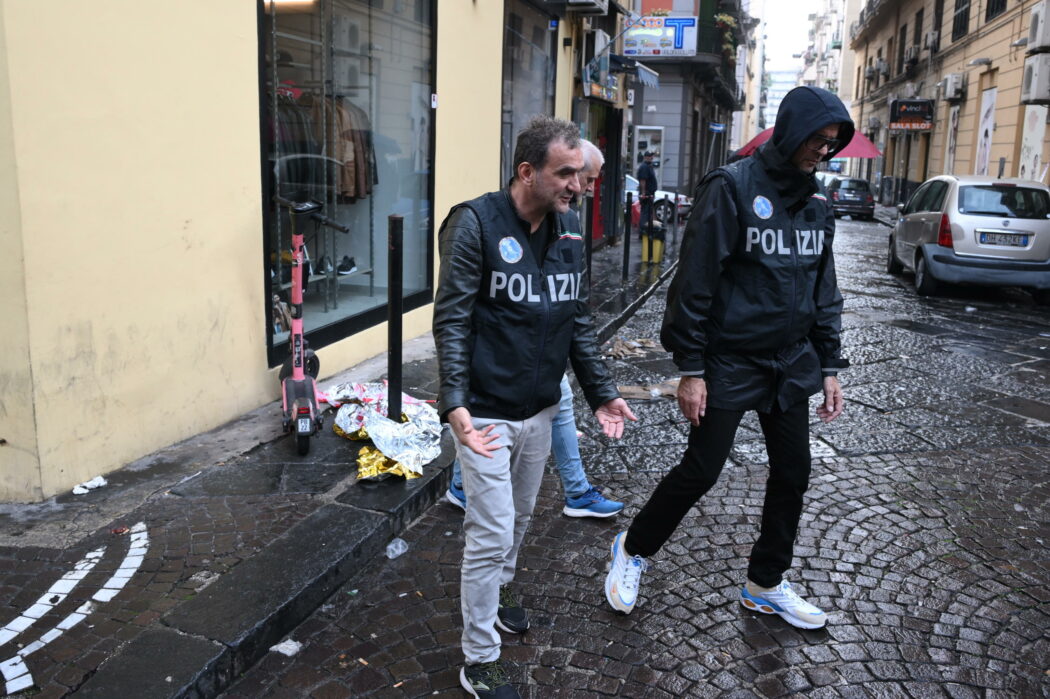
[0,228,679,698]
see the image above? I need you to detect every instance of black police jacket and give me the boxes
[433,189,619,421]
[661,87,852,412]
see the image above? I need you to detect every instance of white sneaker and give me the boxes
[604,531,647,614]
[740,578,827,629]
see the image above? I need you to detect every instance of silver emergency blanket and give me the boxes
[328,382,441,477]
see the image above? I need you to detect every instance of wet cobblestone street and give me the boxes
[224,218,1050,698]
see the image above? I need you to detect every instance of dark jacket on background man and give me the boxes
[433,190,619,422]
[661,86,853,412]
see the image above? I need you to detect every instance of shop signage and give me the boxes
[623,15,699,57]
[586,81,617,101]
[888,99,934,131]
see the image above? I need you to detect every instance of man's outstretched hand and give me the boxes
[446,407,502,457]
[594,398,638,439]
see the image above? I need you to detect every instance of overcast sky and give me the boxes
[756,0,823,71]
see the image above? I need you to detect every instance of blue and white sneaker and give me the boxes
[740,579,827,629]
[604,531,647,614]
[446,482,466,511]
[564,487,624,518]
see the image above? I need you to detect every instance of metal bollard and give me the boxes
[622,192,633,283]
[387,215,403,421]
[671,189,679,248]
[645,198,654,264]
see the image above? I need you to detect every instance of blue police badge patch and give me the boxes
[753,195,774,219]
[498,236,524,263]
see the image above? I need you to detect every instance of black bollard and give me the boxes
[622,192,633,283]
[387,215,403,421]
[671,189,679,248]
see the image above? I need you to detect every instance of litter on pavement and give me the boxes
[72,476,107,495]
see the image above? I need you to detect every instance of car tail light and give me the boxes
[937,213,953,248]
[865,194,873,203]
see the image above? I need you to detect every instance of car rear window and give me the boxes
[958,185,1050,219]
[838,179,870,191]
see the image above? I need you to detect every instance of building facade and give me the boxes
[1,0,610,502]
[625,0,750,195]
[849,0,1050,204]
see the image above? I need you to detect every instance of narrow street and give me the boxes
[222,215,1050,698]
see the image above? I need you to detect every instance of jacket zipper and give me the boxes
[786,211,798,339]
[529,243,551,418]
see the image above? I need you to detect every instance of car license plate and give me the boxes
[979,232,1028,247]
[297,417,312,433]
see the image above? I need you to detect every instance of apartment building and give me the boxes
[849,0,1050,204]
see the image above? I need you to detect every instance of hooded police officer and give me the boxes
[605,86,852,631]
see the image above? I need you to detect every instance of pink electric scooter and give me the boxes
[273,196,349,455]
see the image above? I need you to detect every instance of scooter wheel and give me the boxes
[304,351,320,379]
[296,433,310,455]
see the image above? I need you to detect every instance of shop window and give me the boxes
[260,0,435,364]
[501,1,557,186]
[951,0,970,41]
[985,0,1006,21]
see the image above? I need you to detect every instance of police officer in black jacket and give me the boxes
[434,115,635,699]
[605,87,851,631]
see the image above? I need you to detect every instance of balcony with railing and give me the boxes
[849,0,891,45]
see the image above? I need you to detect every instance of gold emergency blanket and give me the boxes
[329,382,442,480]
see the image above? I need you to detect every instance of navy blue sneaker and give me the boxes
[563,487,624,518]
[446,481,466,511]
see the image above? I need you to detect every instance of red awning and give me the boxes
[734,127,882,159]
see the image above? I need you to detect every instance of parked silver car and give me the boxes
[886,175,1050,302]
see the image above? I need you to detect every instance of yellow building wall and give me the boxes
[925,3,1037,177]
[0,6,40,501]
[0,1,506,502]
[2,1,267,501]
[851,1,1049,184]
[556,20,574,121]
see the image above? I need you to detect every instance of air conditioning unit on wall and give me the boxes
[1030,0,1050,53]
[904,45,920,63]
[943,72,965,100]
[1021,54,1050,104]
[566,0,610,15]
[923,30,940,51]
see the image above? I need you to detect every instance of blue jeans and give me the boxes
[451,375,591,500]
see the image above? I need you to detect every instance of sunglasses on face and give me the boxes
[805,134,842,152]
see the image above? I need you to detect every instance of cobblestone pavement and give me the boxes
[0,451,351,697]
[222,218,1050,697]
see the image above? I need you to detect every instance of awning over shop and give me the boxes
[610,54,660,88]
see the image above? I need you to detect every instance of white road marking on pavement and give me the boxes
[0,546,105,649]
[1,522,149,696]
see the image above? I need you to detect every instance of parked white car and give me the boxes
[886,175,1050,302]
[624,174,692,223]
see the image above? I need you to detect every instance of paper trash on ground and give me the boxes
[72,476,108,495]
[270,639,303,656]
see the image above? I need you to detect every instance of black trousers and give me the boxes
[625,401,812,588]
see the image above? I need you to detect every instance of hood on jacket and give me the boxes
[770,86,855,163]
